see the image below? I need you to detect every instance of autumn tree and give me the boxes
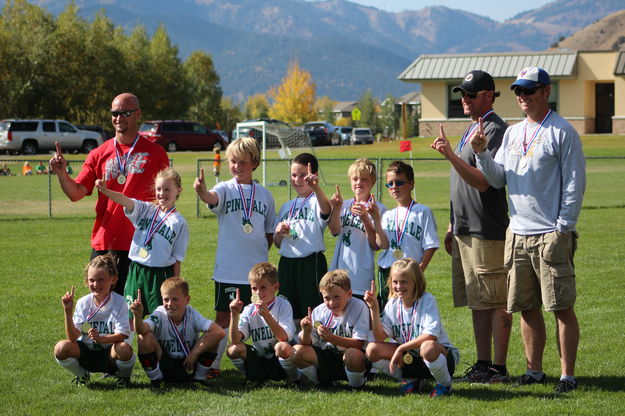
[268,61,316,124]
[244,93,270,120]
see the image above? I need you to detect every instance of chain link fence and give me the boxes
[1,157,623,219]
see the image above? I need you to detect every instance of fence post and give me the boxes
[48,170,52,218]
[196,159,201,218]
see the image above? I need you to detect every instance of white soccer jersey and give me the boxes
[330,199,387,295]
[238,296,296,358]
[145,305,213,359]
[209,179,276,284]
[380,294,454,350]
[309,297,370,352]
[378,203,439,269]
[126,199,189,267]
[73,292,131,350]
[276,194,328,258]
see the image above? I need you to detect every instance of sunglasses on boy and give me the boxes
[460,90,487,99]
[385,180,407,189]
[513,85,545,97]
[110,109,138,118]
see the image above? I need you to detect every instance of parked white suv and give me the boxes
[0,119,103,155]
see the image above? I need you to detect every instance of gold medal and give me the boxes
[186,367,194,375]
[117,174,126,185]
[251,293,260,303]
[314,321,322,329]
[393,249,404,259]
[139,247,148,258]
[403,353,414,365]
[520,157,528,168]
[81,322,91,334]
[243,223,253,234]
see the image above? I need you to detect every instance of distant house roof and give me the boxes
[332,101,358,112]
[397,91,420,104]
[399,51,578,81]
[615,51,625,75]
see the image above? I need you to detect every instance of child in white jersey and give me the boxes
[274,153,332,320]
[377,161,439,309]
[365,258,459,397]
[54,254,135,387]
[329,158,388,299]
[95,168,189,317]
[227,262,298,383]
[194,137,276,376]
[292,270,370,389]
[131,277,225,387]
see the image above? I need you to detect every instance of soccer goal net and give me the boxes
[234,120,314,159]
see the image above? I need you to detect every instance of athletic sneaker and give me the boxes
[515,373,546,386]
[458,363,489,383]
[400,379,427,394]
[429,383,452,398]
[72,372,90,386]
[555,379,577,394]
[150,378,166,389]
[487,368,511,384]
[206,368,222,379]
[115,377,131,388]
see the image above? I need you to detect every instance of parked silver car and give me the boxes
[0,119,103,155]
[350,127,374,145]
[335,126,353,145]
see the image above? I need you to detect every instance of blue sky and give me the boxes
[346,0,552,21]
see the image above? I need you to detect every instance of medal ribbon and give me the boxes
[288,191,314,224]
[143,205,176,247]
[459,109,494,151]
[251,298,276,316]
[114,134,140,177]
[522,109,552,155]
[237,182,256,225]
[394,200,415,248]
[86,292,111,322]
[167,309,190,357]
[397,300,417,343]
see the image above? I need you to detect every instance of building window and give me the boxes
[448,84,468,118]
[548,81,558,112]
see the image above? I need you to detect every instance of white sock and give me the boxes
[115,354,136,378]
[425,354,451,386]
[230,358,246,375]
[56,357,87,378]
[145,364,164,381]
[372,359,402,379]
[279,357,299,381]
[345,368,366,388]
[211,337,228,370]
[194,363,210,380]
[300,365,318,384]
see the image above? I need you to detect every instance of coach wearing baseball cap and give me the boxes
[471,67,586,394]
[432,70,511,384]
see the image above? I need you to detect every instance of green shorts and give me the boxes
[505,230,577,312]
[77,341,116,374]
[125,261,174,318]
[377,267,391,310]
[214,282,251,312]
[244,344,286,382]
[278,253,327,319]
[401,347,457,379]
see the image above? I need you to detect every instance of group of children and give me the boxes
[55,137,457,397]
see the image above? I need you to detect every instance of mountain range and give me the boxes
[35,0,625,102]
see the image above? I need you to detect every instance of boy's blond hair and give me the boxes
[248,262,278,284]
[348,158,376,184]
[226,137,260,168]
[387,258,426,300]
[161,276,189,296]
[319,269,351,292]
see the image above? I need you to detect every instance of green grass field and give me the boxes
[1,135,624,415]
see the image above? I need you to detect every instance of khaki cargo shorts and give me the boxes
[505,229,577,313]
[452,235,507,310]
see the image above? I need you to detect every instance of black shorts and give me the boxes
[214,281,252,312]
[244,344,286,382]
[401,348,456,379]
[159,353,194,382]
[312,346,371,385]
[77,341,116,374]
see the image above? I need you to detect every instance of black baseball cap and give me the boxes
[453,70,500,97]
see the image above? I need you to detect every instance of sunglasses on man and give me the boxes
[460,90,487,99]
[110,109,138,118]
[513,85,545,97]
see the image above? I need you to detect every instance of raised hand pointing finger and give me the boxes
[235,288,240,302]
[55,142,63,156]
[439,124,447,140]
